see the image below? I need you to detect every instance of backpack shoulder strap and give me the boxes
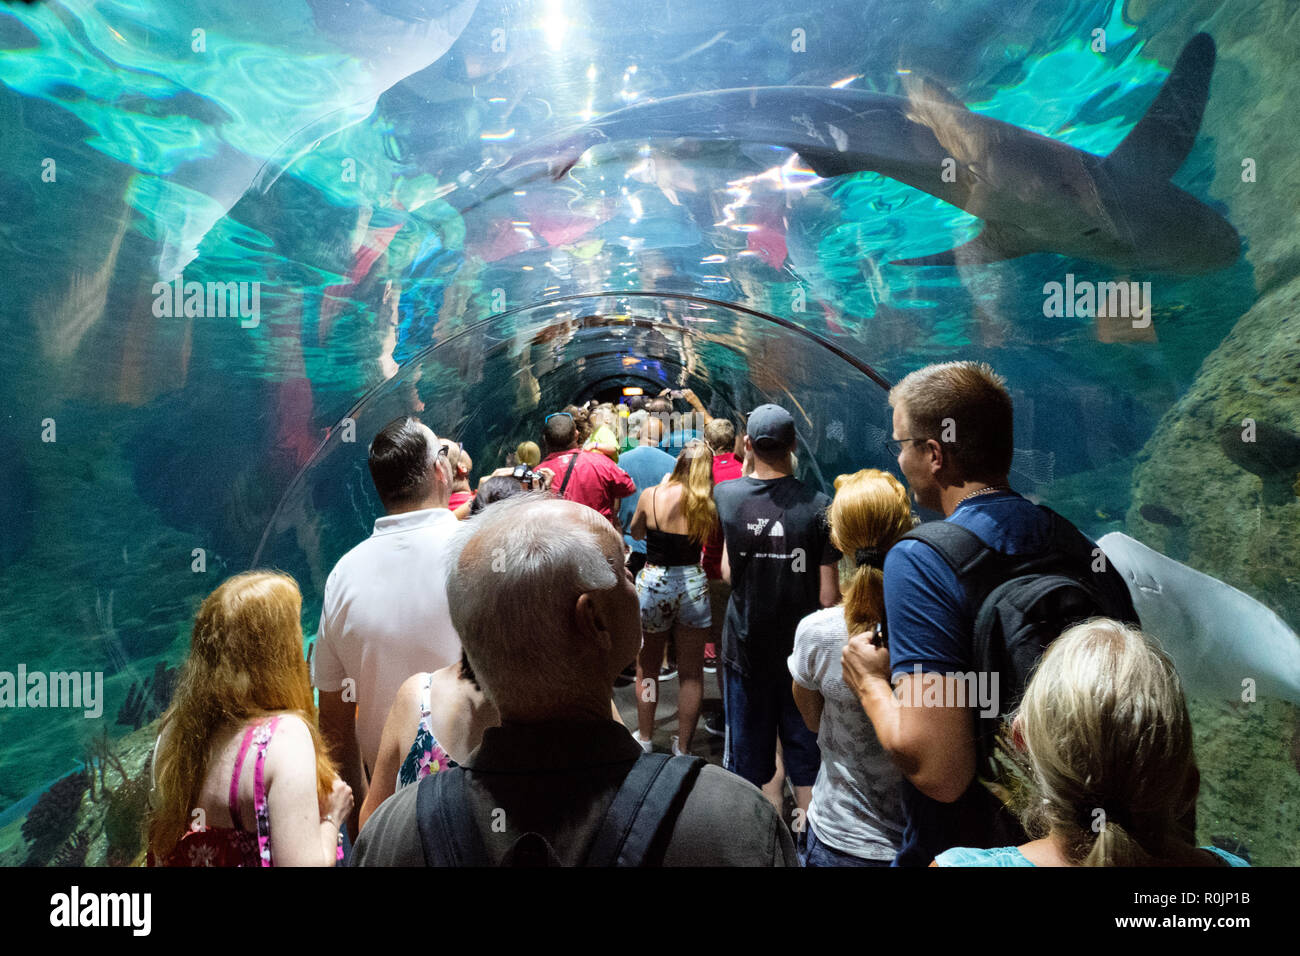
[903,506,1094,572]
[1040,507,1140,624]
[416,768,491,867]
[899,520,993,576]
[1040,507,1096,562]
[584,753,705,867]
[898,512,1073,616]
[899,521,1013,614]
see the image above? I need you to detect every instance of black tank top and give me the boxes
[644,486,701,567]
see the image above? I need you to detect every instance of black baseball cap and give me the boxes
[747,404,796,451]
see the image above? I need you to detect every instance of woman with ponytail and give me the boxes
[933,618,1250,867]
[147,572,351,867]
[788,469,913,866]
[628,439,717,756]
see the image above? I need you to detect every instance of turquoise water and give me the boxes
[0,0,1296,864]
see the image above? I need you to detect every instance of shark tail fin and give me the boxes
[890,224,1031,267]
[1105,32,1216,181]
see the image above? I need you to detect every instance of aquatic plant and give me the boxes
[115,660,178,731]
[51,830,90,868]
[116,683,152,731]
[985,726,1036,821]
[21,770,88,867]
[83,727,129,802]
[105,770,151,867]
[94,588,130,675]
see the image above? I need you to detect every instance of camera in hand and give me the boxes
[512,464,538,489]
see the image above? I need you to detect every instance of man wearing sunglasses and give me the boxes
[840,361,1133,867]
[540,410,637,530]
[439,440,475,512]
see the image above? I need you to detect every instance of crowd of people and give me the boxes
[145,365,1249,868]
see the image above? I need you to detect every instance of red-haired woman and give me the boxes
[147,572,351,867]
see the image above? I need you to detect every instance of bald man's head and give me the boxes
[444,496,638,719]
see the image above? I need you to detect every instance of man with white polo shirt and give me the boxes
[313,416,462,841]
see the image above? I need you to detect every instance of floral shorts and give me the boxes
[636,563,711,633]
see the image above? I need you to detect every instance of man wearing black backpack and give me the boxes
[351,495,796,867]
[841,362,1136,867]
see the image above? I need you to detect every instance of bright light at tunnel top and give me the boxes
[541,0,570,51]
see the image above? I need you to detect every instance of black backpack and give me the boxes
[415,752,705,866]
[898,506,1138,778]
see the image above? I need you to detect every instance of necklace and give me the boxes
[955,484,1010,507]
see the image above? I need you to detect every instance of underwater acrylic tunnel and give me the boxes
[0,0,1298,872]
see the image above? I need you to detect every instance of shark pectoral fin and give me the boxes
[901,72,971,116]
[889,224,1032,267]
[899,73,982,162]
[1104,32,1216,181]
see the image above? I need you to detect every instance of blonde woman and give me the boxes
[148,572,351,867]
[789,469,912,866]
[933,619,1250,867]
[629,440,717,755]
[515,441,541,468]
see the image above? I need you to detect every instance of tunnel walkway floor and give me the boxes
[612,669,725,764]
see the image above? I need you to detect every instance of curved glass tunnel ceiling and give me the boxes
[0,0,1298,863]
[254,293,896,583]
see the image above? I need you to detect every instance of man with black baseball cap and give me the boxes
[714,404,841,823]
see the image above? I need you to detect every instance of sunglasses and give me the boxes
[544,412,574,423]
[437,440,463,470]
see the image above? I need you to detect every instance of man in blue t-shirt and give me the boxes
[841,362,1063,866]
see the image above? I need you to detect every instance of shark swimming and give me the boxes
[495,33,1239,274]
